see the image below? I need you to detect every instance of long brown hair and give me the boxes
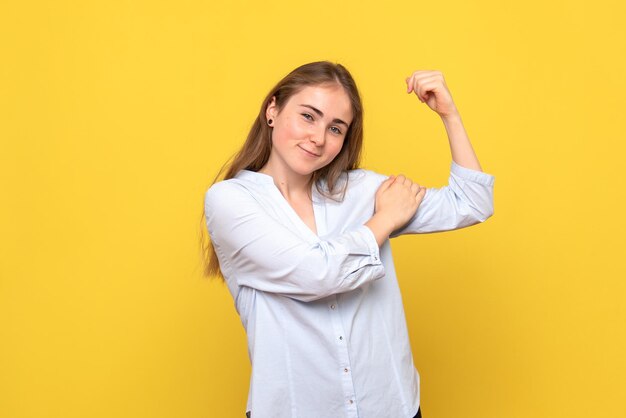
[199,61,365,280]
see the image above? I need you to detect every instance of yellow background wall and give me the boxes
[1,1,624,417]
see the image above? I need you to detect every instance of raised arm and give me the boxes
[378,70,495,237]
[406,70,482,171]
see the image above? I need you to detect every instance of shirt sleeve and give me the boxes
[204,181,386,302]
[389,160,495,237]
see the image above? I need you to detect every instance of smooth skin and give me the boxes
[260,83,352,235]
[406,70,482,172]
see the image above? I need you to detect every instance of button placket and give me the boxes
[327,294,358,417]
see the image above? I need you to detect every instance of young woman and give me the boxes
[201,61,495,418]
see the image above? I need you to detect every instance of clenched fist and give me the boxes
[405,70,459,119]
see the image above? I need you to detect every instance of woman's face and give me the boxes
[264,83,353,179]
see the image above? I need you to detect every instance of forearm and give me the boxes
[441,112,483,172]
[365,213,396,247]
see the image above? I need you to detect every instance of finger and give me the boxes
[410,183,420,195]
[408,75,421,101]
[407,75,417,94]
[416,186,427,201]
[409,70,429,79]
[378,175,396,193]
[402,175,417,187]
[409,74,426,96]
[412,73,443,102]
[413,78,424,103]
[409,71,437,94]
[415,80,434,102]
[411,70,442,81]
[414,75,439,100]
[383,175,396,186]
[417,80,441,103]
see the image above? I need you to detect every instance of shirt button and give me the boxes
[344,368,349,373]
[330,304,336,309]
[349,400,354,404]
[373,255,378,261]
[339,336,343,340]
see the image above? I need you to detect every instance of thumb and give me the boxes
[376,175,395,196]
[383,175,396,188]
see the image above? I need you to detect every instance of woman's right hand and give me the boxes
[365,174,427,246]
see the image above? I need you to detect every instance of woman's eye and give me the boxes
[302,113,342,135]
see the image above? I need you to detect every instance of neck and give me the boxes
[259,160,313,200]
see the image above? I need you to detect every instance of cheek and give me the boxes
[328,139,345,159]
[275,116,302,142]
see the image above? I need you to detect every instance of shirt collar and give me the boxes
[235,169,275,185]
[235,169,326,203]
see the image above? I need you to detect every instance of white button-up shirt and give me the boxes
[204,161,495,418]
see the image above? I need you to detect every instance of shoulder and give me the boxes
[318,168,388,202]
[316,168,387,200]
[204,177,260,211]
[205,178,239,201]
[346,168,388,189]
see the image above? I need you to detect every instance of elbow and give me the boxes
[486,205,495,221]
[477,203,494,223]
[481,193,495,221]
[469,190,494,223]
[455,201,494,229]
[292,262,386,303]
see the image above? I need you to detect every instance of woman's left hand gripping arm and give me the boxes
[406,70,482,172]
[390,71,495,237]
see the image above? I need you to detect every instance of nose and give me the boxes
[309,125,326,146]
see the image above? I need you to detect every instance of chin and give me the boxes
[286,161,324,176]
[294,167,319,177]
[305,162,333,175]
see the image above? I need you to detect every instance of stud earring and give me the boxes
[267,119,273,126]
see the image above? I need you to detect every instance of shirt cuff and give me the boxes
[356,224,383,265]
[450,160,495,187]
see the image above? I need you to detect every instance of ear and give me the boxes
[266,96,277,121]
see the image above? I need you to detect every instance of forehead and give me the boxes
[288,84,353,121]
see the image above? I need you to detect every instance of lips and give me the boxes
[298,145,320,157]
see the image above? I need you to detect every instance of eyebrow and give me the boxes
[299,104,350,128]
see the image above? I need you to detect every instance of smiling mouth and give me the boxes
[298,145,320,157]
